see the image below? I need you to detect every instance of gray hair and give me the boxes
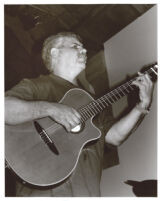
[42,32,82,72]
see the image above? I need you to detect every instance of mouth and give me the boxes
[78,55,87,63]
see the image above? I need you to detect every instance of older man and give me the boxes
[5,32,154,196]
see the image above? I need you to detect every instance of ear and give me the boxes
[50,48,59,57]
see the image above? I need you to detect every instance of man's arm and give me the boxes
[5,96,81,132]
[105,72,154,146]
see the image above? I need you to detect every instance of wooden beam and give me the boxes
[5,14,34,55]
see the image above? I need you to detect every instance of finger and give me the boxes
[144,73,152,83]
[132,81,147,91]
[137,72,143,76]
[72,116,81,125]
[138,74,153,89]
[72,109,81,119]
[137,72,147,82]
[68,119,77,128]
[67,110,81,124]
[138,72,152,84]
[64,123,71,132]
[135,74,148,86]
[132,80,142,87]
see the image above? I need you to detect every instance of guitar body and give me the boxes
[5,88,101,187]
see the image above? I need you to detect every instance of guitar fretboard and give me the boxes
[78,65,157,122]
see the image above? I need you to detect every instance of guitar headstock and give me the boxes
[141,62,158,82]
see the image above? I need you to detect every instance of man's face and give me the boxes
[54,36,87,77]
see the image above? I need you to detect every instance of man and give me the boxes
[5,32,154,196]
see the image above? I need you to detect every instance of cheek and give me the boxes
[69,52,79,62]
[60,49,79,64]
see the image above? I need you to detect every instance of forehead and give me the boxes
[62,36,83,46]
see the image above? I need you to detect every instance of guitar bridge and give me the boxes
[34,121,59,155]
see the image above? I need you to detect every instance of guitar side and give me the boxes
[5,88,101,187]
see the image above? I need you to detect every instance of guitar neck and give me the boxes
[78,65,157,122]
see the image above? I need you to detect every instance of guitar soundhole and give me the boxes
[70,123,84,134]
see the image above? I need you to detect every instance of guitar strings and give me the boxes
[37,67,156,136]
[79,68,154,120]
[39,67,155,135]
[37,68,155,135]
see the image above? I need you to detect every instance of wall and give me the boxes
[101,5,157,196]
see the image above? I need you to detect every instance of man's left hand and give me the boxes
[132,72,154,108]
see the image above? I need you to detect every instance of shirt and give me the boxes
[6,74,116,197]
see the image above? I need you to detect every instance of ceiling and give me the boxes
[5,4,154,58]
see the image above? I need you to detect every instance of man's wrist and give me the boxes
[135,103,150,115]
[36,101,53,118]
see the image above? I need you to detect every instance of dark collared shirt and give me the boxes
[6,74,115,197]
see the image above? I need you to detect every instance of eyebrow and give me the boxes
[73,42,82,46]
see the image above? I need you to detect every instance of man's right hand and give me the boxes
[5,96,81,128]
[47,103,81,132]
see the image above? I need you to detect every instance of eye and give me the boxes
[72,44,78,49]
[71,44,82,49]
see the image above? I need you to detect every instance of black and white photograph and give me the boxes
[4,2,158,197]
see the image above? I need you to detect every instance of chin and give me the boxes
[79,62,86,69]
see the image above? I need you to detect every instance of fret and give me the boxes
[93,101,103,111]
[108,94,115,103]
[89,102,99,114]
[113,88,122,98]
[122,84,130,93]
[97,99,106,108]
[79,108,90,120]
[114,88,125,98]
[104,95,113,104]
[100,98,109,106]
[86,105,96,116]
[118,86,126,96]
[85,107,94,117]
[80,114,86,122]
[82,107,92,118]
[80,113,86,122]
[90,102,101,113]
[92,101,103,113]
[99,98,108,107]
[107,93,116,102]
[126,81,134,91]
[110,91,119,101]
[127,82,134,90]
[120,85,129,94]
[90,105,98,116]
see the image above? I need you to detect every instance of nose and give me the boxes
[80,48,87,54]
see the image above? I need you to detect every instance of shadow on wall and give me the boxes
[124,179,157,197]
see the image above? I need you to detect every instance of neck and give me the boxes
[52,71,79,86]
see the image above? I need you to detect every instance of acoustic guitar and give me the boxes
[5,64,157,187]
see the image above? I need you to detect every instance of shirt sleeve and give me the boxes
[98,106,115,135]
[5,78,38,101]
[99,107,120,169]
